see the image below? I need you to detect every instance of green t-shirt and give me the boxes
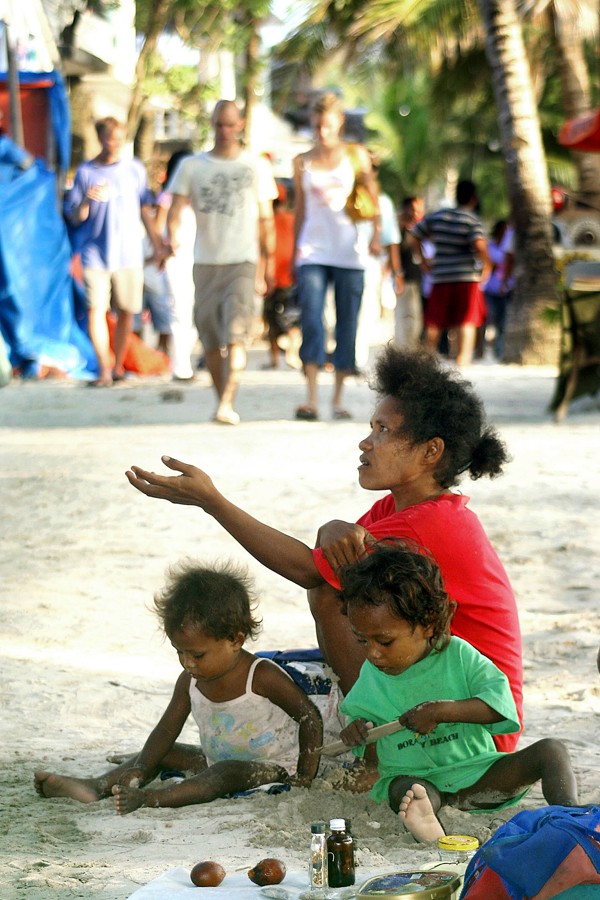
[340,636,520,804]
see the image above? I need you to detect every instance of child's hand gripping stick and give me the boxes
[319,718,405,757]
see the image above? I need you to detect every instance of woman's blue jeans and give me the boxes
[297,264,364,371]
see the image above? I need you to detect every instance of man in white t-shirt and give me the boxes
[167,100,277,424]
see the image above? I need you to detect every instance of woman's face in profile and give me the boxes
[312,111,343,148]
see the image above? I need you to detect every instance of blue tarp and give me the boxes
[0,159,97,378]
[0,67,96,379]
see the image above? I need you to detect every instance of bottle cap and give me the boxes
[437,834,479,851]
[329,818,346,830]
[311,822,326,833]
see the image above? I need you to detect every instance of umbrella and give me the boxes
[558,108,600,152]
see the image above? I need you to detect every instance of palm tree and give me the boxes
[528,0,600,207]
[277,0,562,361]
[128,0,174,142]
[478,0,559,363]
[131,0,273,145]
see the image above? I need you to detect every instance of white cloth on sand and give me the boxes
[127,867,353,898]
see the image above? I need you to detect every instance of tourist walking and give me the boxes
[166,101,277,424]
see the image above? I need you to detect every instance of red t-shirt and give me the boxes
[274,209,295,289]
[313,493,523,752]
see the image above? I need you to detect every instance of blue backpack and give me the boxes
[460,805,600,900]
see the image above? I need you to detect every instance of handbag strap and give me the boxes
[552,812,600,869]
[345,143,364,181]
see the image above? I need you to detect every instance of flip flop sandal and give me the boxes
[295,405,318,421]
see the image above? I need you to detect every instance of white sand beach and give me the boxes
[1,345,599,899]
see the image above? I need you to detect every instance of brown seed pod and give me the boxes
[190,860,226,887]
[247,857,286,886]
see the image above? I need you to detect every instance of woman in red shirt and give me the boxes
[127,346,522,751]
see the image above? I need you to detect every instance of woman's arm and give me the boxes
[141,204,167,261]
[473,236,492,283]
[355,145,381,256]
[154,200,169,236]
[126,457,323,588]
[292,154,306,267]
[254,662,323,786]
[133,671,193,777]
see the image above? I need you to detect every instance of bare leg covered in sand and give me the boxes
[34,771,111,804]
[34,743,208,806]
[112,759,290,815]
[387,739,578,842]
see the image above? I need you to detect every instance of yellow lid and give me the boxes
[437,834,479,852]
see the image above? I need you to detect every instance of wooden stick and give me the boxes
[319,718,406,757]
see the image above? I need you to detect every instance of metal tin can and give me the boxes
[357,870,462,898]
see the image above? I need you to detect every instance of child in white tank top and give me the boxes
[34,559,323,814]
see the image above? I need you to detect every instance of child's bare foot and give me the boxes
[34,771,102,803]
[112,783,146,815]
[105,751,133,765]
[398,783,444,842]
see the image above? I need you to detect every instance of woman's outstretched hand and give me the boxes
[125,456,218,509]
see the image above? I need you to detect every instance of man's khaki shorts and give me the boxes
[83,267,144,315]
[193,262,256,351]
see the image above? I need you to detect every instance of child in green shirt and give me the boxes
[337,539,578,842]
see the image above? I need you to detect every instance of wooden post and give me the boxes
[3,18,25,146]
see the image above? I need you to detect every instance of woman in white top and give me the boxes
[293,93,380,420]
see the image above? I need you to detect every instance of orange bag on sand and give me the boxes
[106,315,170,375]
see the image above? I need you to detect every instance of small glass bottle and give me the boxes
[308,821,328,896]
[437,833,479,866]
[327,818,355,888]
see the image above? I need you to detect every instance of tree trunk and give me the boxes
[479,0,560,365]
[126,0,173,143]
[551,6,600,210]
[67,77,97,167]
[241,23,261,147]
[134,104,155,167]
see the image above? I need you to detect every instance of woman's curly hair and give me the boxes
[371,345,509,488]
[154,558,262,642]
[339,539,456,650]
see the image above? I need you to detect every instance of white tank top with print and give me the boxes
[297,154,368,270]
[189,657,299,775]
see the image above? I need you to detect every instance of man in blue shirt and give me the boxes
[65,118,163,385]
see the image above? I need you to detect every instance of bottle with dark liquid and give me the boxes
[326,818,355,888]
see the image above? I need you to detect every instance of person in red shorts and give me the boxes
[411,180,490,366]
[126,346,523,754]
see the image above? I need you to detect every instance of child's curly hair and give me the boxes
[371,345,509,489]
[154,558,262,642]
[339,539,456,649]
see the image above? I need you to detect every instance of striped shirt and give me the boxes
[411,207,485,284]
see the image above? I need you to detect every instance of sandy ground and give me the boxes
[1,338,599,899]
